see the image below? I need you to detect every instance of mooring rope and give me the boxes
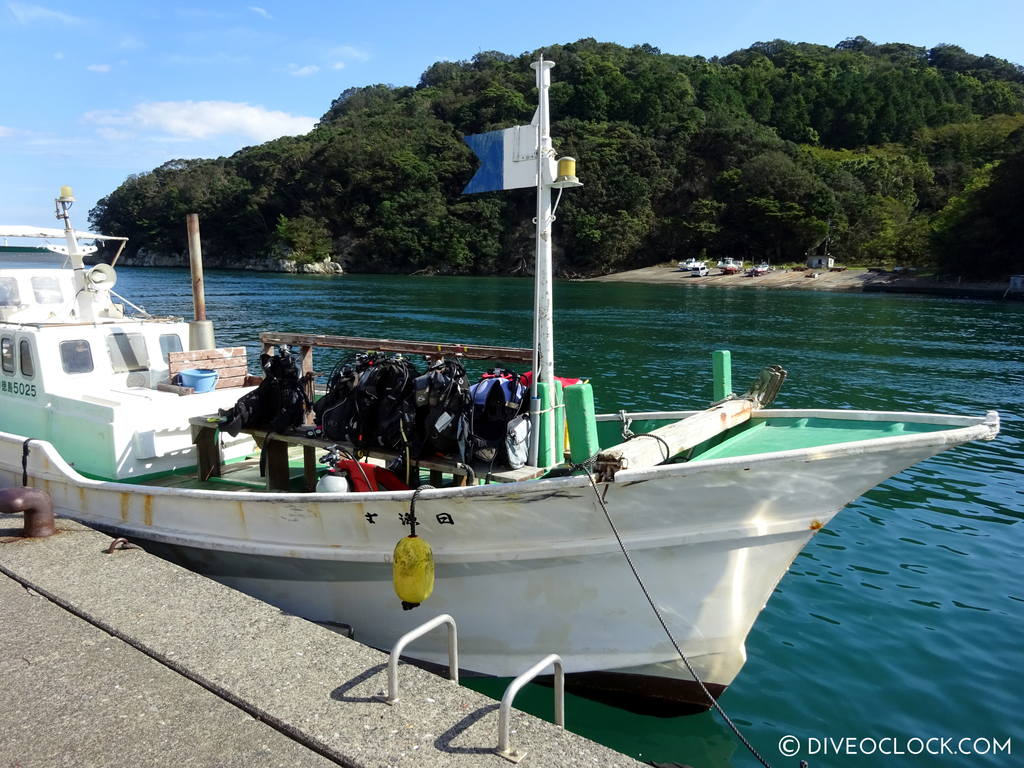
[571,458,776,768]
[625,432,673,462]
[407,483,435,536]
[22,438,33,487]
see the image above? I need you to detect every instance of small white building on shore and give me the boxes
[807,255,834,269]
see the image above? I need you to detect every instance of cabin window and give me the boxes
[31,276,63,304]
[19,340,34,377]
[1,338,13,374]
[60,339,94,374]
[106,332,149,373]
[0,278,19,307]
[159,334,183,363]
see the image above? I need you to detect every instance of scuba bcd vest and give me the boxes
[413,358,471,462]
[352,355,419,452]
[469,368,529,468]
[313,353,375,441]
[220,345,310,436]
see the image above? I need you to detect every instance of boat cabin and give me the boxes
[0,231,253,481]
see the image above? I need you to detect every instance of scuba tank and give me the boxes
[316,444,350,493]
[316,468,350,493]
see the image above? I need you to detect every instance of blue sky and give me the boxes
[2,0,1020,231]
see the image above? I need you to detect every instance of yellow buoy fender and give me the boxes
[393,534,434,609]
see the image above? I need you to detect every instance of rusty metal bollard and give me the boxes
[0,486,56,538]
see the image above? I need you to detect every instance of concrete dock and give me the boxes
[0,515,644,768]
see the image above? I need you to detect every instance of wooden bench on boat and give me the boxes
[190,418,549,492]
[189,417,473,491]
[190,331,547,491]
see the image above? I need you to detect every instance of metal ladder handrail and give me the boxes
[383,613,458,704]
[495,653,564,762]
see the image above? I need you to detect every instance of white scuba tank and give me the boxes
[316,469,350,493]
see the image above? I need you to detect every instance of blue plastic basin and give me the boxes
[179,368,219,393]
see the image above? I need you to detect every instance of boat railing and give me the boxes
[496,653,565,762]
[382,613,459,705]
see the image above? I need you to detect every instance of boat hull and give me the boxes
[0,410,997,712]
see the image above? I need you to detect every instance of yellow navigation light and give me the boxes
[551,157,582,189]
[58,186,76,202]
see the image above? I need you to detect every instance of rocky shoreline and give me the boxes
[95,254,1017,300]
[102,250,344,274]
[590,265,1016,300]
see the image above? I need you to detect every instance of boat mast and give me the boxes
[55,186,95,323]
[528,55,557,467]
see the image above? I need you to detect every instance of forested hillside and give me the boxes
[90,37,1024,278]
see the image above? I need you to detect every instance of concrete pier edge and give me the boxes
[0,516,644,767]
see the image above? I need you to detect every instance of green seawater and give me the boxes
[120,269,1024,767]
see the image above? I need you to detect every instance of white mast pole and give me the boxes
[55,187,95,323]
[528,55,556,467]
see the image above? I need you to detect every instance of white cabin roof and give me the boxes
[0,225,126,242]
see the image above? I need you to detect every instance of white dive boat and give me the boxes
[677,257,700,271]
[0,64,1000,715]
[749,262,771,276]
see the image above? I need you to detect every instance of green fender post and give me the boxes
[564,382,600,465]
[536,381,553,468]
[712,350,732,402]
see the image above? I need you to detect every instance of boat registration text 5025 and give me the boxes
[1,380,37,397]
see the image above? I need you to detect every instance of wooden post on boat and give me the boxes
[186,213,216,350]
[596,363,787,478]
[595,399,753,479]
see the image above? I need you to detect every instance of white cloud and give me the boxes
[83,101,315,142]
[53,51,64,60]
[0,126,14,138]
[119,35,144,50]
[87,64,111,73]
[328,45,370,62]
[7,1,82,25]
[326,44,369,71]
[248,6,272,20]
[289,63,319,77]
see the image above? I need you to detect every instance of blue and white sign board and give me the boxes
[463,114,553,194]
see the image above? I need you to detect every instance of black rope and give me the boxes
[618,412,674,463]
[407,484,435,536]
[626,432,673,462]
[22,438,32,487]
[570,458,775,768]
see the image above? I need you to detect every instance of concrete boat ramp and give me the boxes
[0,516,643,768]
